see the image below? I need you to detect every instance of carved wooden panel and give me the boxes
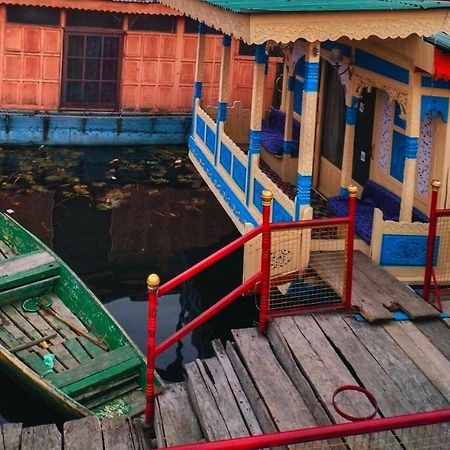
[1,24,61,109]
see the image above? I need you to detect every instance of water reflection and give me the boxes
[0,145,255,426]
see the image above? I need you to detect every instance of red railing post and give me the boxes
[344,185,357,309]
[423,180,441,302]
[258,190,273,334]
[145,273,160,424]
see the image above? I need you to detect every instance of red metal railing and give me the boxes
[161,409,450,450]
[423,180,450,307]
[144,188,357,423]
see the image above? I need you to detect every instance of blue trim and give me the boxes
[217,101,228,122]
[189,135,257,227]
[394,102,406,129]
[390,131,407,181]
[253,179,264,213]
[295,57,305,78]
[321,40,352,58]
[405,137,418,159]
[248,129,261,155]
[255,44,267,64]
[339,186,349,198]
[205,125,216,154]
[355,49,409,84]
[295,174,312,219]
[293,79,304,114]
[345,106,357,126]
[355,310,450,322]
[198,23,207,34]
[222,35,231,47]
[193,81,203,100]
[232,158,246,192]
[421,95,449,123]
[288,76,295,92]
[219,142,232,173]
[380,234,439,267]
[196,115,206,141]
[283,140,295,155]
[303,62,319,92]
[421,76,450,89]
[272,200,292,223]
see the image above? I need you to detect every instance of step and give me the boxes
[154,382,203,448]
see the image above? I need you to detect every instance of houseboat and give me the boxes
[155,0,450,282]
[0,0,279,145]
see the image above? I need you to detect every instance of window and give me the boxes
[129,14,177,33]
[62,33,121,109]
[184,17,221,35]
[238,42,256,56]
[66,11,123,29]
[7,6,60,26]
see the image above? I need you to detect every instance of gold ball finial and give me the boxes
[347,185,358,197]
[431,179,441,191]
[261,190,273,206]
[147,273,160,291]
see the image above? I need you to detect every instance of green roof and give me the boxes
[201,0,450,13]
[426,32,450,51]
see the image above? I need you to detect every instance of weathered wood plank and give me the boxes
[156,382,203,447]
[154,395,167,449]
[63,416,103,450]
[232,328,317,431]
[314,314,416,416]
[21,424,61,450]
[0,425,4,450]
[383,321,450,402]
[48,294,89,333]
[343,316,449,411]
[1,423,22,450]
[225,342,278,435]
[0,277,58,307]
[212,339,262,437]
[0,241,15,259]
[131,419,152,450]
[102,417,134,450]
[185,360,230,441]
[78,336,107,358]
[83,381,140,410]
[64,339,92,364]
[0,252,55,277]
[353,252,439,318]
[414,319,450,361]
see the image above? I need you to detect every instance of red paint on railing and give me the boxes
[344,187,357,309]
[423,182,440,302]
[257,191,272,334]
[163,409,450,450]
[155,272,262,356]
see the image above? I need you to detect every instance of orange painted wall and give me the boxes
[0,7,61,109]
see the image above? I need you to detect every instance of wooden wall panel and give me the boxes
[0,24,62,109]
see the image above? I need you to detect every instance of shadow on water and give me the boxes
[0,145,256,426]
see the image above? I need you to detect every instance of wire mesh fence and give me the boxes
[268,223,349,314]
[435,212,450,299]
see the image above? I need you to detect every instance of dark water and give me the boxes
[0,145,257,426]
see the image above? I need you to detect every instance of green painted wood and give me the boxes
[77,337,107,358]
[0,277,58,307]
[61,357,142,398]
[48,346,139,388]
[64,339,92,364]
[0,263,60,292]
[0,240,16,259]
[82,381,140,409]
[21,352,53,377]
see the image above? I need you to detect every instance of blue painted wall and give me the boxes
[0,112,191,146]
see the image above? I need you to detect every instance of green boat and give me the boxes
[0,212,156,420]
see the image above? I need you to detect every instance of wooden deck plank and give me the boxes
[272,316,377,423]
[1,423,22,450]
[353,252,440,318]
[131,419,152,450]
[225,342,278,436]
[414,319,450,361]
[383,321,450,403]
[63,416,103,450]
[21,424,61,450]
[102,417,133,450]
[211,339,263,437]
[343,316,448,411]
[314,314,416,416]
[156,382,203,447]
[185,360,231,441]
[0,252,55,278]
[232,328,318,431]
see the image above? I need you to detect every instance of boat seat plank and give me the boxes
[155,383,203,447]
[48,346,139,388]
[0,241,16,259]
[64,338,92,364]
[0,277,59,307]
[1,423,22,450]
[82,379,140,409]
[63,416,103,450]
[21,424,61,450]
[0,262,60,293]
[353,252,440,318]
[0,252,55,278]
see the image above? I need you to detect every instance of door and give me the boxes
[352,88,376,186]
